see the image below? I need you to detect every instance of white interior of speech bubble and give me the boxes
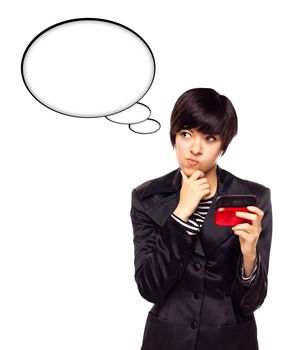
[21,19,155,118]
[106,103,150,124]
[129,118,161,134]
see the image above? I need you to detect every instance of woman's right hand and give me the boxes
[173,169,211,222]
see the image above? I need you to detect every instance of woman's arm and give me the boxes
[231,187,273,316]
[131,188,195,304]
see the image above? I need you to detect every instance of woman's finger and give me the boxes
[180,170,188,184]
[233,230,252,241]
[235,211,258,221]
[246,206,264,218]
[232,223,254,233]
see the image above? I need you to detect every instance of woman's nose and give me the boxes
[191,137,202,155]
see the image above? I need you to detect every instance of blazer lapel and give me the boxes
[199,197,234,257]
[199,166,250,257]
[143,168,181,227]
[141,168,205,257]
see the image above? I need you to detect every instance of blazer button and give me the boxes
[191,321,199,329]
[194,262,201,271]
[194,292,201,299]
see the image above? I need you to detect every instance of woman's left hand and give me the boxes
[232,206,264,258]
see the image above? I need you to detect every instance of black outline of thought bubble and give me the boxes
[21,17,156,119]
[105,102,151,124]
[128,118,161,134]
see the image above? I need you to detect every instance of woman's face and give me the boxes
[174,128,223,177]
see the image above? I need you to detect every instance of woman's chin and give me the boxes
[181,166,202,177]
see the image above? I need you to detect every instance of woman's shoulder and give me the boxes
[131,168,180,206]
[221,167,271,195]
[132,168,181,210]
[133,168,178,191]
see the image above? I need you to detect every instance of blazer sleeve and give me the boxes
[130,188,195,304]
[240,255,258,284]
[231,187,273,316]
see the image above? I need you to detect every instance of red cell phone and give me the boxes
[214,195,257,226]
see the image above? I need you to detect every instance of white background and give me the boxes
[1,0,293,349]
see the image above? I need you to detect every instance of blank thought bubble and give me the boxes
[21,18,156,121]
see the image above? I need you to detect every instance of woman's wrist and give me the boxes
[242,247,257,261]
[242,252,257,277]
[173,207,189,222]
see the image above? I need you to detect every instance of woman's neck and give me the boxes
[203,163,218,199]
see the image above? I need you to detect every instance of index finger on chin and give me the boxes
[189,169,204,181]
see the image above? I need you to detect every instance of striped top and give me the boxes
[171,198,213,235]
[171,197,258,285]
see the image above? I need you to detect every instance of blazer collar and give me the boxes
[143,165,249,258]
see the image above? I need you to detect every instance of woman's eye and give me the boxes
[206,135,216,142]
[181,131,191,138]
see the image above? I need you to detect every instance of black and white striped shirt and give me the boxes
[171,198,213,236]
[171,197,258,285]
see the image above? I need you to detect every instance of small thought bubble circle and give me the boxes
[129,118,161,134]
[21,18,156,118]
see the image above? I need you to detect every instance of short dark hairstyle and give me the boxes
[170,88,238,155]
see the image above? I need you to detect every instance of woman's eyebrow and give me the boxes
[181,127,194,131]
[181,129,219,136]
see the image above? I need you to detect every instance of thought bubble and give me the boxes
[106,103,150,124]
[129,118,161,134]
[21,18,160,133]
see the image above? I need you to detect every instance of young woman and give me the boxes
[130,88,272,350]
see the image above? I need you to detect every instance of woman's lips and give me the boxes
[187,159,199,166]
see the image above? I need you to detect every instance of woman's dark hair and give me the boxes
[170,88,238,155]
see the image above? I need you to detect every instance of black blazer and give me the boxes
[130,165,272,350]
